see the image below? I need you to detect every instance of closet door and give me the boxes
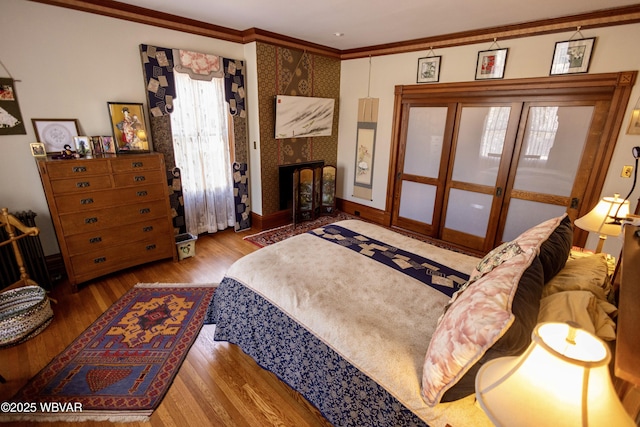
[386,72,635,252]
[496,102,598,244]
[391,105,454,235]
[441,103,522,252]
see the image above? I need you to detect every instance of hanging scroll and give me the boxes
[353,98,379,200]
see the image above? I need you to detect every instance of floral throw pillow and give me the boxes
[421,248,537,406]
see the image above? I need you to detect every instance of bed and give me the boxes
[210,215,623,427]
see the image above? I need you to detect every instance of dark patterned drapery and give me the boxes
[223,58,246,118]
[139,44,251,231]
[140,45,177,116]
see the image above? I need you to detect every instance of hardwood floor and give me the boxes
[0,228,333,427]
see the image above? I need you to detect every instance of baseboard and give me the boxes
[336,199,389,226]
[249,199,389,232]
[250,209,292,231]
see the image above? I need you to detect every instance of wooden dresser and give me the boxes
[37,153,177,291]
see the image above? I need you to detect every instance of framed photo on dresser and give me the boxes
[107,102,150,153]
[32,118,80,155]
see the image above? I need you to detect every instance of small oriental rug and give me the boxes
[244,211,357,247]
[4,283,216,422]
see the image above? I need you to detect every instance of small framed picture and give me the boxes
[101,135,116,154]
[627,110,640,135]
[29,142,46,157]
[90,136,103,155]
[73,136,91,156]
[475,48,508,80]
[550,37,596,75]
[107,102,150,153]
[32,118,80,154]
[417,56,441,83]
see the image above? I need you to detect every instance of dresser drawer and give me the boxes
[111,155,162,173]
[64,217,171,255]
[54,185,167,214]
[69,237,174,279]
[44,159,110,179]
[50,175,113,195]
[59,199,169,235]
[113,170,165,187]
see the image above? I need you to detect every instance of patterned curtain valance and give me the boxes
[140,44,177,116]
[173,49,224,81]
[140,44,246,117]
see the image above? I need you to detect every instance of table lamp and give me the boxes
[574,194,629,253]
[475,322,634,427]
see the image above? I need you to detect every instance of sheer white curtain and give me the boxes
[171,71,235,235]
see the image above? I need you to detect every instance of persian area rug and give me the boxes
[3,283,216,422]
[244,211,357,247]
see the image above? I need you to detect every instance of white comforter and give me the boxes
[225,220,493,426]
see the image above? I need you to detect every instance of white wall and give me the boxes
[0,0,246,255]
[243,42,263,216]
[338,23,640,255]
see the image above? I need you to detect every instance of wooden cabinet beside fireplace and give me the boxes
[37,153,177,291]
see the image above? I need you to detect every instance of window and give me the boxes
[171,72,235,235]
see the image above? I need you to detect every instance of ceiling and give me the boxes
[113,0,640,50]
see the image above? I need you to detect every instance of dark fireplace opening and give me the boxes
[278,161,324,211]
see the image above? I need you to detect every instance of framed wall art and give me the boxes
[0,78,27,135]
[475,48,508,80]
[550,37,596,75]
[274,95,335,139]
[627,109,640,135]
[32,118,80,154]
[107,102,150,153]
[417,56,441,83]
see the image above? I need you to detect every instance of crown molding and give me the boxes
[341,5,640,59]
[28,1,640,60]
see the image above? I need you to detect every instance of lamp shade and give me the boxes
[574,195,629,237]
[476,322,634,427]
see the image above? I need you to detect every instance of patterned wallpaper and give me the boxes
[256,42,341,215]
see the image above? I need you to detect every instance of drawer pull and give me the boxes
[89,237,102,244]
[142,226,154,232]
[85,217,98,224]
[146,244,156,251]
[139,208,151,214]
[132,161,144,168]
[76,181,90,188]
[94,256,106,264]
[134,175,146,182]
[80,198,94,205]
[136,190,148,197]
[73,166,87,173]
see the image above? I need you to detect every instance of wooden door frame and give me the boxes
[386,71,637,248]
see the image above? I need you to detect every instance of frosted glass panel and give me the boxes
[444,188,492,237]
[452,106,510,186]
[513,106,593,196]
[502,199,567,241]
[398,181,436,224]
[404,107,447,177]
